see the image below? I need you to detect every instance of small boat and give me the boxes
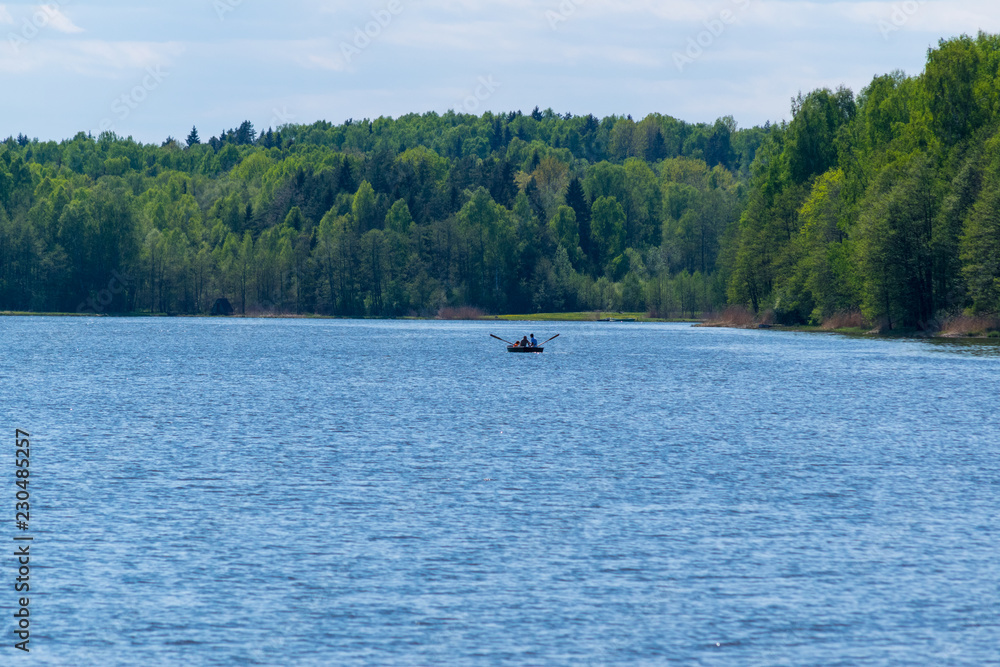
[492,333,559,353]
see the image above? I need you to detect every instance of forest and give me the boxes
[2,34,1000,329]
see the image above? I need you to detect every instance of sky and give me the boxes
[1,0,998,144]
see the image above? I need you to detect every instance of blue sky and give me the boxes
[1,0,998,143]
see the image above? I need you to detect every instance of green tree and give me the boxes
[590,196,626,271]
[385,199,414,234]
[855,153,941,328]
[778,169,857,322]
[786,87,856,183]
[548,206,583,268]
[352,181,378,233]
[961,168,1000,312]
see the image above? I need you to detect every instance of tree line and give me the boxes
[2,34,1000,326]
[727,33,1000,328]
[0,107,754,317]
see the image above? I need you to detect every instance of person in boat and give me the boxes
[512,339,520,347]
[521,336,530,347]
[530,334,538,348]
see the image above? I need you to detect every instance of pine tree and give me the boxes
[236,121,256,146]
[261,128,275,149]
[338,156,356,193]
[490,117,505,151]
[186,126,201,147]
[529,151,540,172]
[646,129,668,163]
[489,159,517,208]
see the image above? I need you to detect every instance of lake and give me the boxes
[1,317,999,665]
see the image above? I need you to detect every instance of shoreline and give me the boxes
[1,310,696,323]
[697,321,1000,342]
[4,310,997,342]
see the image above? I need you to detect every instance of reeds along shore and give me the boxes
[936,315,1000,338]
[698,307,1000,338]
[436,306,488,320]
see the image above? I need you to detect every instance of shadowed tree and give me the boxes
[590,196,626,272]
[564,177,592,263]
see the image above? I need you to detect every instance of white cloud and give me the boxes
[0,4,82,35]
[5,0,1000,141]
[189,38,348,73]
[40,4,84,34]
[742,1,1000,34]
[553,44,663,68]
[305,54,349,72]
[70,40,183,71]
[584,0,727,22]
[0,40,184,75]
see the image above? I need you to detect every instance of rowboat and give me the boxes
[492,333,559,352]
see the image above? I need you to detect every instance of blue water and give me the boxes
[1,318,999,665]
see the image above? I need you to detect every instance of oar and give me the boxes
[539,334,560,347]
[491,334,515,345]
